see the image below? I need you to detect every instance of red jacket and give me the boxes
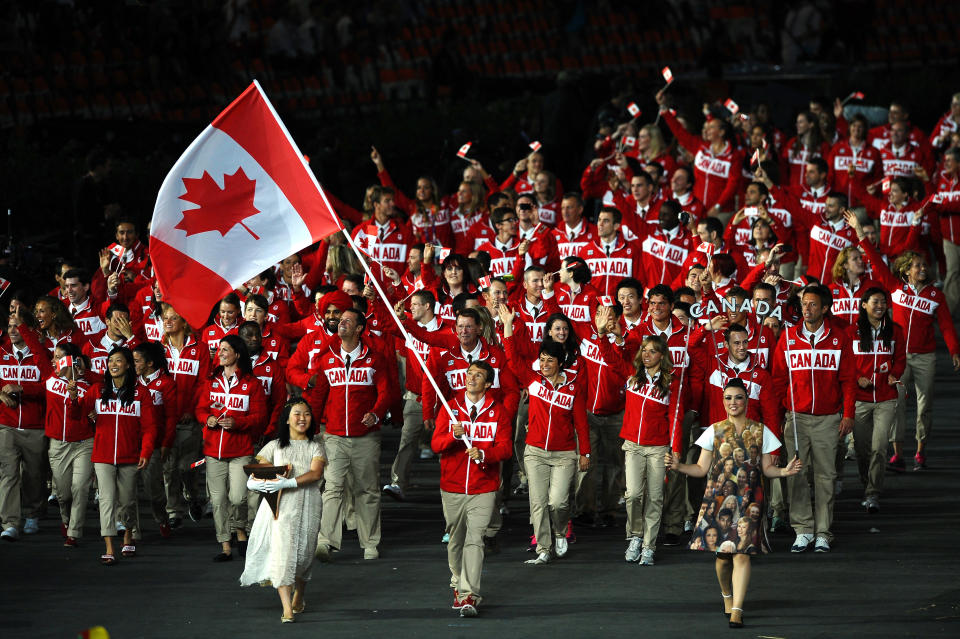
[573,325,627,416]
[548,282,600,329]
[376,167,453,246]
[860,238,960,356]
[923,169,960,243]
[474,238,526,279]
[251,352,286,439]
[878,141,934,179]
[577,235,642,296]
[780,138,831,189]
[828,278,884,326]
[771,321,857,418]
[694,354,780,438]
[422,338,520,423]
[449,208,486,255]
[639,225,697,286]
[552,220,599,260]
[139,371,178,449]
[81,331,140,377]
[306,337,391,438]
[44,374,94,441]
[598,338,683,451]
[71,383,159,464]
[506,338,589,454]
[771,185,856,284]
[431,392,512,495]
[285,327,338,390]
[67,295,108,341]
[164,336,211,421]
[663,110,744,211]
[827,140,881,206]
[351,218,414,276]
[0,329,53,429]
[200,319,238,356]
[195,371,267,459]
[847,322,906,403]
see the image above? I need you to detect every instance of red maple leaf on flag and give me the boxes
[176,168,261,240]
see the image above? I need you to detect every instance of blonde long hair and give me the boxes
[627,335,673,396]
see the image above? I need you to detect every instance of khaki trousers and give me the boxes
[943,239,960,315]
[855,399,896,499]
[441,490,495,600]
[893,352,936,444]
[164,420,204,517]
[0,427,46,530]
[318,431,381,551]
[784,412,840,541]
[139,450,167,528]
[389,396,424,490]
[94,463,140,538]
[575,411,624,517]
[662,410,697,535]
[48,438,94,538]
[513,396,530,483]
[524,445,576,554]
[623,441,667,550]
[205,455,252,543]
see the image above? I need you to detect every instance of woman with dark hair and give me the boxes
[33,295,84,355]
[195,334,267,562]
[506,310,581,373]
[241,399,327,623]
[370,147,452,246]
[45,343,92,547]
[666,378,802,628]
[544,257,598,331]
[200,293,243,356]
[420,252,478,322]
[69,347,158,565]
[848,287,905,513]
[132,341,179,535]
[780,111,829,189]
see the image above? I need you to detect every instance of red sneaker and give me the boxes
[565,521,576,544]
[64,536,78,548]
[60,522,68,538]
[887,454,906,473]
[459,594,478,617]
[452,590,464,609]
[159,522,173,539]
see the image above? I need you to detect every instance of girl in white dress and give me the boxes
[240,399,326,623]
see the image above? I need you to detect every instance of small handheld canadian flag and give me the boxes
[190,458,206,469]
[697,242,717,256]
[600,295,615,307]
[842,91,865,105]
[622,136,637,149]
[248,285,264,296]
[881,176,892,194]
[761,137,768,150]
[457,142,472,159]
[439,247,452,262]
[661,66,673,84]
[412,278,425,291]
[57,356,75,372]
[750,149,761,166]
[478,275,492,289]
[528,141,542,152]
[723,99,739,115]
[108,243,125,259]
[0,276,9,297]
[627,102,641,118]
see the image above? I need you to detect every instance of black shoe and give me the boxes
[213,552,233,562]
[168,517,183,530]
[482,535,500,555]
[188,503,204,522]
[662,533,681,546]
[237,540,248,556]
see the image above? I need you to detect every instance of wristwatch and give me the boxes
[584,453,591,458]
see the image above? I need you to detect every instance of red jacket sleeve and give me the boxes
[934,291,960,356]
[377,168,416,214]
[838,336,857,418]
[231,377,267,433]
[138,387,159,461]
[161,378,179,449]
[572,377,591,455]
[430,407,462,454]
[662,110,703,157]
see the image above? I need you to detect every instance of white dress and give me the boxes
[240,438,325,587]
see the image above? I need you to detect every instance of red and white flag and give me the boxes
[478,275,492,289]
[661,66,673,84]
[621,135,637,149]
[697,242,717,256]
[627,102,641,118]
[149,81,342,329]
[750,148,761,166]
[57,356,75,372]
[724,99,739,115]
[439,247,452,262]
[412,278,425,292]
[0,276,9,297]
[457,142,472,158]
[600,295,615,307]
[844,91,865,104]
[528,141,542,152]
[108,243,125,259]
[881,176,892,194]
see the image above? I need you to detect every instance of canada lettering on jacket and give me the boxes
[643,237,688,266]
[892,290,935,314]
[145,322,163,341]
[75,316,106,335]
[171,358,200,376]
[464,420,497,442]
[489,256,516,276]
[708,370,762,399]
[811,226,852,251]
[562,304,589,322]
[558,241,587,258]
[626,382,669,405]
[586,257,632,277]
[47,377,87,400]
[882,158,916,176]
[0,365,42,382]
[98,399,142,416]
[257,375,273,393]
[326,366,376,386]
[208,392,250,411]
[833,155,873,171]
[880,210,912,228]
[694,151,731,178]
[529,381,574,409]
[787,349,841,371]
[370,242,408,262]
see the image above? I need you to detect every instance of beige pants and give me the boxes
[623,441,667,550]
[524,445,577,554]
[576,411,624,517]
[0,427,46,530]
[94,463,140,538]
[164,420,204,517]
[205,455,252,543]
[943,239,960,315]
[662,411,697,536]
[441,490,495,600]
[893,352,936,444]
[48,438,94,538]
[855,399,896,499]
[784,412,840,541]
[513,396,530,483]
[389,396,424,490]
[139,450,167,529]
[318,431,381,551]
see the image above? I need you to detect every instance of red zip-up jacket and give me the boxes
[663,110,744,211]
[0,329,53,429]
[597,338,683,451]
[285,326,338,391]
[71,383,158,464]
[44,374,93,441]
[639,225,697,287]
[251,352,286,439]
[164,335,211,422]
[67,294,108,341]
[847,322,906,403]
[552,220,599,260]
[693,354,780,439]
[577,235,642,296]
[859,238,960,356]
[422,338,520,424]
[195,371,267,459]
[922,169,960,243]
[779,138,831,189]
[351,218,414,276]
[827,140,881,206]
[307,337,391,438]
[573,324,627,416]
[771,321,857,418]
[431,392,512,495]
[506,338,590,454]
[546,282,600,329]
[828,278,883,325]
[82,330,141,377]
[139,370,178,449]
[200,319,238,357]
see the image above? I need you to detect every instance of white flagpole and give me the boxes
[668,318,693,455]
[783,326,801,454]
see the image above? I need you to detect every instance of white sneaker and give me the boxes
[499,504,510,516]
[624,536,642,562]
[23,518,39,534]
[834,480,843,496]
[791,533,814,552]
[315,542,332,562]
[683,520,693,533]
[865,497,880,514]
[1,526,18,541]
[639,547,655,565]
[524,551,551,565]
[419,449,434,460]
[554,535,568,558]
[814,535,831,552]
[363,547,379,560]
[381,483,404,501]
[116,521,126,532]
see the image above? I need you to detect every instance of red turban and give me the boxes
[317,290,353,316]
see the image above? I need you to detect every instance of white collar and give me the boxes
[661,225,680,241]
[140,369,162,384]
[802,322,825,343]
[464,394,485,418]
[419,315,439,330]
[525,297,542,317]
[564,220,584,236]
[340,342,362,362]
[11,343,29,360]
[727,356,747,373]
[461,340,482,361]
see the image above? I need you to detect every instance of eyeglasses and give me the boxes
[499,218,518,224]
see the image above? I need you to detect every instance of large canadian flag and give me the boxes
[150,81,342,329]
